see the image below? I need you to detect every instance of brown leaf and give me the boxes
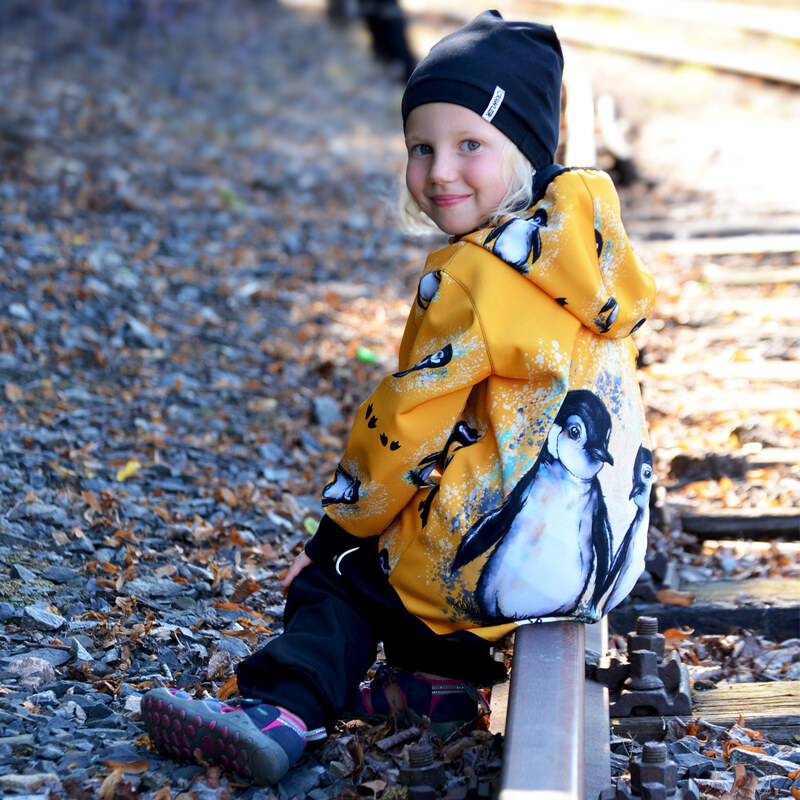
[152,787,172,800]
[217,675,239,701]
[5,382,23,402]
[230,576,261,604]
[98,768,123,800]
[719,764,758,800]
[662,627,694,643]
[115,782,140,800]
[655,588,695,606]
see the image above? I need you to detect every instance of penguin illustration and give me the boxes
[412,420,483,527]
[594,296,619,333]
[322,464,361,507]
[416,271,442,310]
[452,390,614,623]
[595,446,653,610]
[484,208,547,272]
[393,343,453,378]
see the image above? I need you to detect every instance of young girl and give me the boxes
[142,9,656,786]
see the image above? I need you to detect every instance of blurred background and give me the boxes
[2,0,799,550]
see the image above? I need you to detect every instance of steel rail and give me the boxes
[499,619,610,800]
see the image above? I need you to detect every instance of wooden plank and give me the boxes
[550,21,800,86]
[746,447,800,467]
[612,681,800,745]
[702,266,800,287]
[647,386,800,415]
[641,234,800,257]
[674,297,800,319]
[528,0,800,41]
[642,360,800,382]
[628,217,800,240]
[663,324,800,345]
[403,1,800,83]
[609,579,800,642]
[678,508,800,538]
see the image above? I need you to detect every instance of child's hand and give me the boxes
[282,551,314,593]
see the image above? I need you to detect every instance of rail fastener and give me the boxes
[596,616,692,718]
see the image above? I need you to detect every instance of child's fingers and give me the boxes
[281,551,314,592]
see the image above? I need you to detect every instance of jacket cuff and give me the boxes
[304,515,363,563]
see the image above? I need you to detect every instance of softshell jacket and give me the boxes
[307,167,657,641]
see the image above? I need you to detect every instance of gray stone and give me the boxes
[54,701,87,723]
[311,396,343,427]
[5,647,70,668]
[41,566,79,584]
[0,773,61,793]
[10,502,71,527]
[125,576,183,597]
[216,636,252,659]
[10,563,38,582]
[27,690,58,706]
[68,637,93,663]
[5,657,57,688]
[670,736,702,754]
[23,605,66,632]
[729,747,800,777]
[277,762,326,798]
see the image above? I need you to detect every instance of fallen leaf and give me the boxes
[663,627,695,643]
[655,588,695,606]
[98,768,123,800]
[5,381,23,402]
[217,675,239,701]
[116,458,143,482]
[719,764,758,800]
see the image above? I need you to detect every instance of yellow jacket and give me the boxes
[309,168,657,640]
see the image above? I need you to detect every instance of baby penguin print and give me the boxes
[451,389,646,623]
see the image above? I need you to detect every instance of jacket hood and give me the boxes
[462,167,655,338]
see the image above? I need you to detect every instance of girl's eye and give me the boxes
[411,143,433,156]
[460,140,481,152]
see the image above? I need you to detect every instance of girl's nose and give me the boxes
[428,153,456,183]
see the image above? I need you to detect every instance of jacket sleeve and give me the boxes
[313,268,492,540]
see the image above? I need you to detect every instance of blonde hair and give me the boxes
[399,138,536,236]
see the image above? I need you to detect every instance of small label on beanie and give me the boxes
[482,86,505,122]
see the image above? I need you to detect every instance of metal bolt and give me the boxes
[409,744,435,768]
[628,617,665,662]
[625,650,665,691]
[629,741,678,797]
[636,616,659,636]
[642,742,668,763]
[400,744,446,790]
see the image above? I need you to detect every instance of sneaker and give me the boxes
[347,664,490,736]
[141,688,325,785]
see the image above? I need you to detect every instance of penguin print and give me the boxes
[416,271,442,310]
[452,390,614,622]
[393,343,453,378]
[322,465,361,507]
[483,208,547,272]
[595,446,653,610]
[594,297,619,333]
[411,421,483,527]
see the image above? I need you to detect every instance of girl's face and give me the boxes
[405,102,512,236]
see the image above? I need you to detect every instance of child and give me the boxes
[142,9,656,786]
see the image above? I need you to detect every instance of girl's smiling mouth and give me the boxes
[431,194,470,207]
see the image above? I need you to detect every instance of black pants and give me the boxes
[236,540,505,731]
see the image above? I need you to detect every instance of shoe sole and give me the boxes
[141,689,290,785]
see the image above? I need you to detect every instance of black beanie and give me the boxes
[401,10,564,171]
